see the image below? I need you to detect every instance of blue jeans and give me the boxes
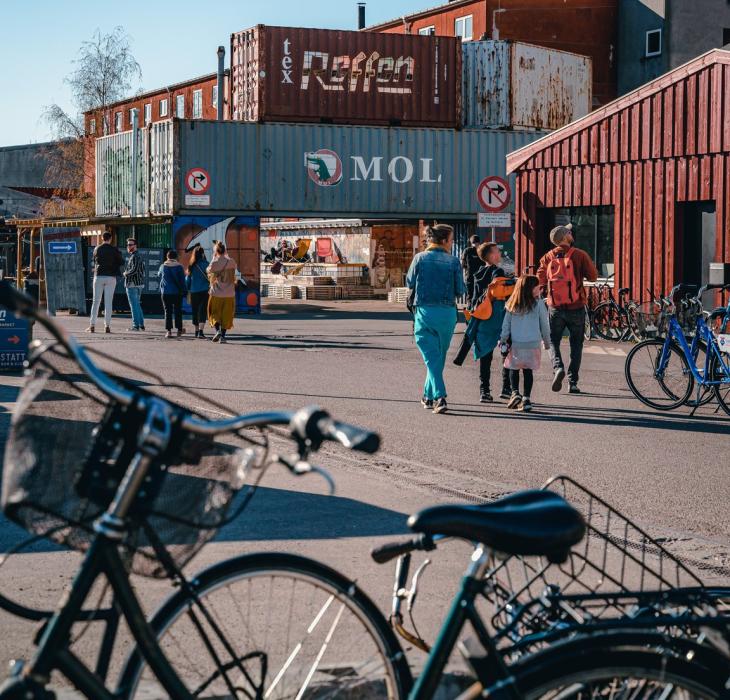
[126,286,144,329]
[414,305,457,400]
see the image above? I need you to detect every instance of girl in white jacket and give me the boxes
[500,275,551,412]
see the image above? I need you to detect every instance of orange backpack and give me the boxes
[471,276,516,320]
[546,248,581,307]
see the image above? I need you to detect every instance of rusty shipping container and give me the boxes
[231,26,462,128]
[462,40,592,130]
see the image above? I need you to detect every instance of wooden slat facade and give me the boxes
[507,50,730,298]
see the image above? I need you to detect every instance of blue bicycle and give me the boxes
[625,282,730,414]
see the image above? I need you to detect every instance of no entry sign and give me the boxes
[477,176,511,212]
[185,167,211,194]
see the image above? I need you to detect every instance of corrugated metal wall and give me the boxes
[510,51,730,299]
[462,41,592,130]
[172,120,545,218]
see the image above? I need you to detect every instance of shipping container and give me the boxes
[462,40,592,130]
[231,26,461,128]
[95,120,546,221]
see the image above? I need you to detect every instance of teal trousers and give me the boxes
[414,305,457,400]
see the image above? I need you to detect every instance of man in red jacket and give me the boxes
[537,224,598,394]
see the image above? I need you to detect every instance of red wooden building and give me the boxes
[507,49,730,298]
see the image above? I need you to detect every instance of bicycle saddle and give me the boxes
[708,307,728,322]
[407,490,585,563]
[618,287,630,295]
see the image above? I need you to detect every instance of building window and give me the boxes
[418,25,435,36]
[723,27,730,47]
[114,111,122,133]
[176,94,185,118]
[192,89,203,118]
[645,29,662,57]
[144,103,152,124]
[89,118,96,135]
[455,15,473,41]
[103,115,109,135]
[550,206,615,276]
[129,108,139,126]
[212,85,218,108]
[159,98,169,117]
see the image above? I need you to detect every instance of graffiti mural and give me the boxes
[173,215,261,313]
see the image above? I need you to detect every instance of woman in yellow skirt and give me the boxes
[206,241,237,343]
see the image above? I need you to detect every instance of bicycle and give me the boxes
[625,281,730,415]
[1,280,728,700]
[590,283,640,342]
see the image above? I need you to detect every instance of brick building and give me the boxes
[83,73,229,193]
[366,0,618,106]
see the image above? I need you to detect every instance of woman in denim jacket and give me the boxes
[406,224,466,414]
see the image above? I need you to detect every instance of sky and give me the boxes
[0,0,422,147]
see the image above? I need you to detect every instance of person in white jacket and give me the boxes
[500,275,551,412]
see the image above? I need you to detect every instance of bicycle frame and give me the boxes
[4,535,194,700]
[406,546,519,700]
[659,315,730,386]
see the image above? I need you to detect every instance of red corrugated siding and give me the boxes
[512,51,730,299]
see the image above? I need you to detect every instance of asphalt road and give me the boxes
[0,300,728,695]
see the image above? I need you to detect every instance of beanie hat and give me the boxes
[550,223,573,246]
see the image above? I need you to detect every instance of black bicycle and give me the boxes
[0,280,728,700]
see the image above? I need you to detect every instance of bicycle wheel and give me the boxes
[708,348,730,416]
[591,302,626,341]
[119,553,411,699]
[625,339,694,410]
[583,307,592,340]
[512,634,726,700]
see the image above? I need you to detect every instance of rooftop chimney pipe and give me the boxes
[358,3,366,30]
[216,46,225,121]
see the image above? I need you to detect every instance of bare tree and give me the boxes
[41,27,142,217]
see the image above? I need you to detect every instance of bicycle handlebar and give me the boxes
[0,280,380,453]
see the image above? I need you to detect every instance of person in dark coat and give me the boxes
[157,250,187,338]
[460,234,484,308]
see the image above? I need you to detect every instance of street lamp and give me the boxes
[492,7,506,40]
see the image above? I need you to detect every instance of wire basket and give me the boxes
[484,476,711,653]
[1,342,265,578]
[630,302,664,339]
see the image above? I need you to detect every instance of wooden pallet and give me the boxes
[262,284,300,299]
[340,287,376,300]
[304,286,338,301]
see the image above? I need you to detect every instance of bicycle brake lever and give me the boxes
[406,558,431,613]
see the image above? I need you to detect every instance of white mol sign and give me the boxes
[304,148,442,186]
[282,39,415,94]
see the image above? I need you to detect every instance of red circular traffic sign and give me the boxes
[185,167,211,194]
[477,176,511,212]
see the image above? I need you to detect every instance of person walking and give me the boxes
[405,224,465,415]
[207,241,237,344]
[470,243,513,402]
[537,224,598,394]
[86,231,123,333]
[500,275,551,413]
[158,250,187,338]
[460,234,484,308]
[186,246,210,339]
[122,238,145,331]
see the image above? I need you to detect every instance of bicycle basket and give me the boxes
[484,476,707,653]
[631,303,663,339]
[2,342,262,578]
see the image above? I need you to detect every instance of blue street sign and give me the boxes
[0,308,29,371]
[48,241,77,254]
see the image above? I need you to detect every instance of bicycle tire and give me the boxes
[591,302,627,342]
[625,339,694,410]
[510,632,727,700]
[119,552,412,699]
[583,307,592,341]
[708,348,730,416]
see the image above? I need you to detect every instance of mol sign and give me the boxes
[305,149,442,186]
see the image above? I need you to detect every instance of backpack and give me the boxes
[471,276,516,321]
[546,248,581,307]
